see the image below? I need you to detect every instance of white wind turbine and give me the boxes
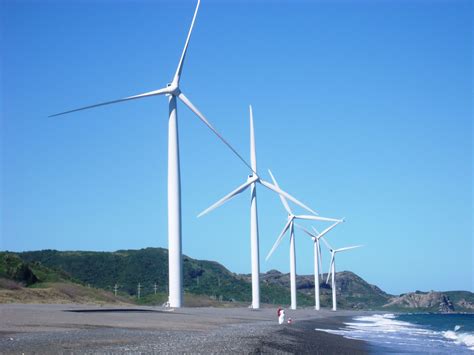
[198,105,319,309]
[321,237,362,311]
[49,0,251,308]
[265,172,343,310]
[295,221,343,310]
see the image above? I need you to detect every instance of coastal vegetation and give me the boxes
[1,249,472,312]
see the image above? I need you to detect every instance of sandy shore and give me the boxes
[0,304,371,353]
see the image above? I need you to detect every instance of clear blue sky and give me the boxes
[1,0,472,295]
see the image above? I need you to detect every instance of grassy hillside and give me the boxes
[0,252,71,285]
[0,252,132,304]
[19,248,310,306]
[17,248,391,308]
[11,248,472,311]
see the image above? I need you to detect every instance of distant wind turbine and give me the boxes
[321,237,362,311]
[265,171,343,310]
[49,0,251,308]
[198,105,318,309]
[295,220,343,310]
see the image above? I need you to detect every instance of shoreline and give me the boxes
[0,304,373,353]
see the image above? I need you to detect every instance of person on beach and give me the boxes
[277,307,285,325]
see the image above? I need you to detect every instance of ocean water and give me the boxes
[315,313,474,353]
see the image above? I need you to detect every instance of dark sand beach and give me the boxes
[0,304,371,353]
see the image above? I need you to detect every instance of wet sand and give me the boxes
[0,304,371,353]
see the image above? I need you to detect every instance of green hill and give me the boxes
[18,248,306,306]
[0,252,131,304]
[6,248,472,311]
[254,269,391,309]
[13,248,394,308]
[0,252,71,285]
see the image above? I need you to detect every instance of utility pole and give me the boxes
[154,283,157,295]
[114,283,118,296]
[137,283,141,299]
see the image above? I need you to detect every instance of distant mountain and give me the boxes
[250,269,392,309]
[3,248,473,312]
[383,290,474,313]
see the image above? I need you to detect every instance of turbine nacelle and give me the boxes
[166,83,180,96]
[198,170,316,219]
[247,174,259,183]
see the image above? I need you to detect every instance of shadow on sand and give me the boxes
[64,309,165,313]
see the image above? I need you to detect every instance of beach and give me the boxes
[0,304,370,353]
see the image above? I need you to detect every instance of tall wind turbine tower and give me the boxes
[265,172,343,310]
[198,106,318,309]
[296,221,343,310]
[248,105,260,309]
[321,238,362,311]
[50,0,251,308]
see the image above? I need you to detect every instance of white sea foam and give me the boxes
[315,313,474,353]
[443,330,474,350]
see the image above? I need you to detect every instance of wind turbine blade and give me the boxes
[317,220,343,239]
[259,178,317,216]
[249,105,257,171]
[296,215,343,223]
[49,87,170,117]
[312,226,321,235]
[178,92,254,173]
[335,245,363,253]
[265,219,292,261]
[197,178,255,218]
[320,236,333,251]
[326,253,335,284]
[173,0,201,84]
[267,169,292,215]
[294,223,317,239]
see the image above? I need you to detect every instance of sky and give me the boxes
[1,0,472,295]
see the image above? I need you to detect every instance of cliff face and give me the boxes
[384,291,455,312]
[456,299,474,310]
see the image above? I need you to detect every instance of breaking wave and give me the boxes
[315,313,474,353]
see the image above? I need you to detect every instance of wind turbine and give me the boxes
[265,172,343,310]
[49,0,251,308]
[198,105,318,309]
[321,237,362,311]
[295,221,343,310]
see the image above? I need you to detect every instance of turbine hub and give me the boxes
[166,83,180,96]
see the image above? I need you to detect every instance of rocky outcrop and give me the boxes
[384,291,455,312]
[438,295,455,312]
[456,298,474,310]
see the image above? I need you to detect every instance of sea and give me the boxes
[316,313,474,353]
